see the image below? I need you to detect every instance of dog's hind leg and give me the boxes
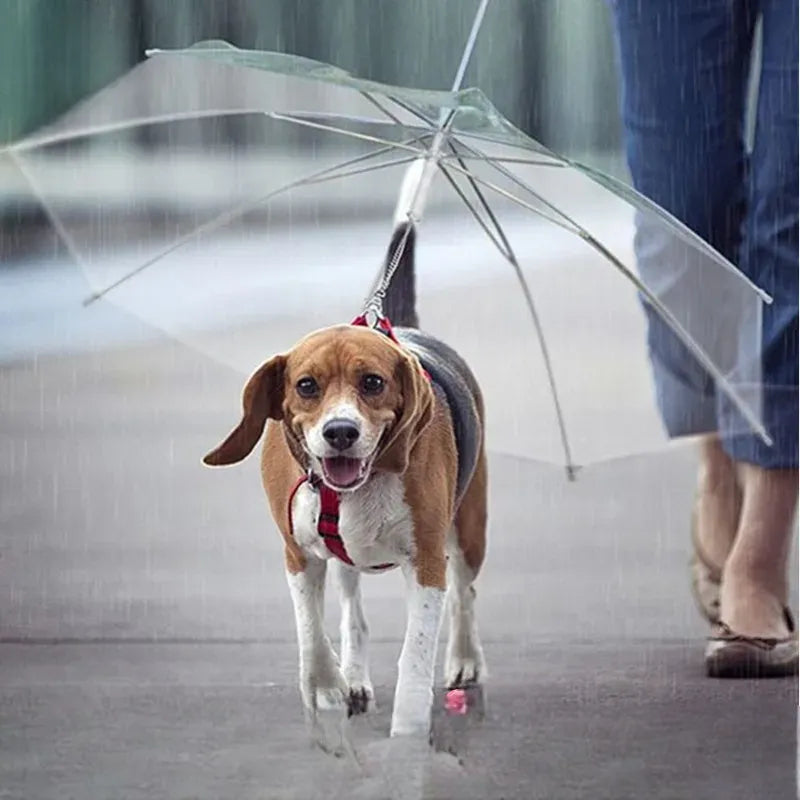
[444,450,488,689]
[336,561,373,716]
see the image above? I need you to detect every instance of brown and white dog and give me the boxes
[204,209,487,739]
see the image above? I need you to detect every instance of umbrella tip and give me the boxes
[82,292,100,307]
[565,464,580,482]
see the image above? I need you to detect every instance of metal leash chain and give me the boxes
[361,214,415,327]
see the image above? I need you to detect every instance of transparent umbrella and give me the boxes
[0,1,771,475]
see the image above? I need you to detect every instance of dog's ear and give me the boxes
[375,351,435,474]
[203,355,287,466]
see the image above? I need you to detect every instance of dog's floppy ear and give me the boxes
[375,351,435,474]
[203,355,287,466]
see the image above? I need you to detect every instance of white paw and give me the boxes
[314,685,347,711]
[299,647,349,715]
[444,646,485,689]
[301,664,351,758]
[300,676,348,717]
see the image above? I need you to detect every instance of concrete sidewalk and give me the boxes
[2,640,795,800]
[1,332,796,799]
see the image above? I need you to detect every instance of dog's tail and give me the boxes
[380,158,435,329]
[381,222,418,329]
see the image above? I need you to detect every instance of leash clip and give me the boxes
[364,307,381,330]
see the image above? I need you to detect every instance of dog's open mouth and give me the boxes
[321,456,370,489]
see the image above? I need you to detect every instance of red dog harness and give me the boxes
[285,313,428,571]
[286,471,396,571]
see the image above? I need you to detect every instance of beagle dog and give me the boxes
[204,219,487,740]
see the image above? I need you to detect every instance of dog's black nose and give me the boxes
[322,419,360,451]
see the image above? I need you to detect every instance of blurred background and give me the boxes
[0,0,626,267]
[0,0,622,153]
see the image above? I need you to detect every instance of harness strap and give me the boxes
[351,313,398,342]
[316,480,353,565]
[350,313,431,382]
[287,473,395,571]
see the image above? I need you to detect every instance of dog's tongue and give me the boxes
[322,456,363,487]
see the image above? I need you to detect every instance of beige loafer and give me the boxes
[705,608,799,678]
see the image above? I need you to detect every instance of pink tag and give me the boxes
[444,688,468,715]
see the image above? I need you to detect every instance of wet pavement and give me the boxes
[0,244,797,798]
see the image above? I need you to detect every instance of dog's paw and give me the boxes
[315,685,348,712]
[305,685,352,759]
[443,651,484,689]
[299,648,349,712]
[346,682,374,717]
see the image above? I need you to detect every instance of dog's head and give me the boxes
[203,325,435,490]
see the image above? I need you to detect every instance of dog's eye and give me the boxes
[296,377,319,398]
[360,374,385,396]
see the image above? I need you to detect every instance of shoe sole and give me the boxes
[705,640,799,679]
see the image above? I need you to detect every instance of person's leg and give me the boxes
[720,464,797,637]
[695,435,742,574]
[611,0,756,591]
[717,0,799,640]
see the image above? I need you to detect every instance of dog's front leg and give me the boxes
[286,557,349,751]
[390,557,446,738]
[336,562,373,716]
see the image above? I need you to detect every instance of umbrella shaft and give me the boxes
[406,0,490,222]
[450,0,491,94]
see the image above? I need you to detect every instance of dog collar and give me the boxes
[350,313,432,381]
[350,311,398,340]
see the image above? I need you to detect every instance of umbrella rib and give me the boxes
[450,140,598,233]
[449,112,770,301]
[442,159,581,234]
[82,143,427,305]
[7,149,97,297]
[443,142,529,256]
[441,152,566,168]
[567,160,772,303]
[445,129,557,157]
[384,95,439,129]
[2,108,283,154]
[575,233,773,445]
[456,134,770,302]
[437,158,578,480]
[266,112,429,155]
[447,146,773,446]
[380,97,562,163]
[267,109,425,129]
[5,107,433,158]
[359,92,406,126]
[436,164,511,257]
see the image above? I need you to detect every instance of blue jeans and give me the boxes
[611,0,798,468]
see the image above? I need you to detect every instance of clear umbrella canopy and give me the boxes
[1,40,770,472]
